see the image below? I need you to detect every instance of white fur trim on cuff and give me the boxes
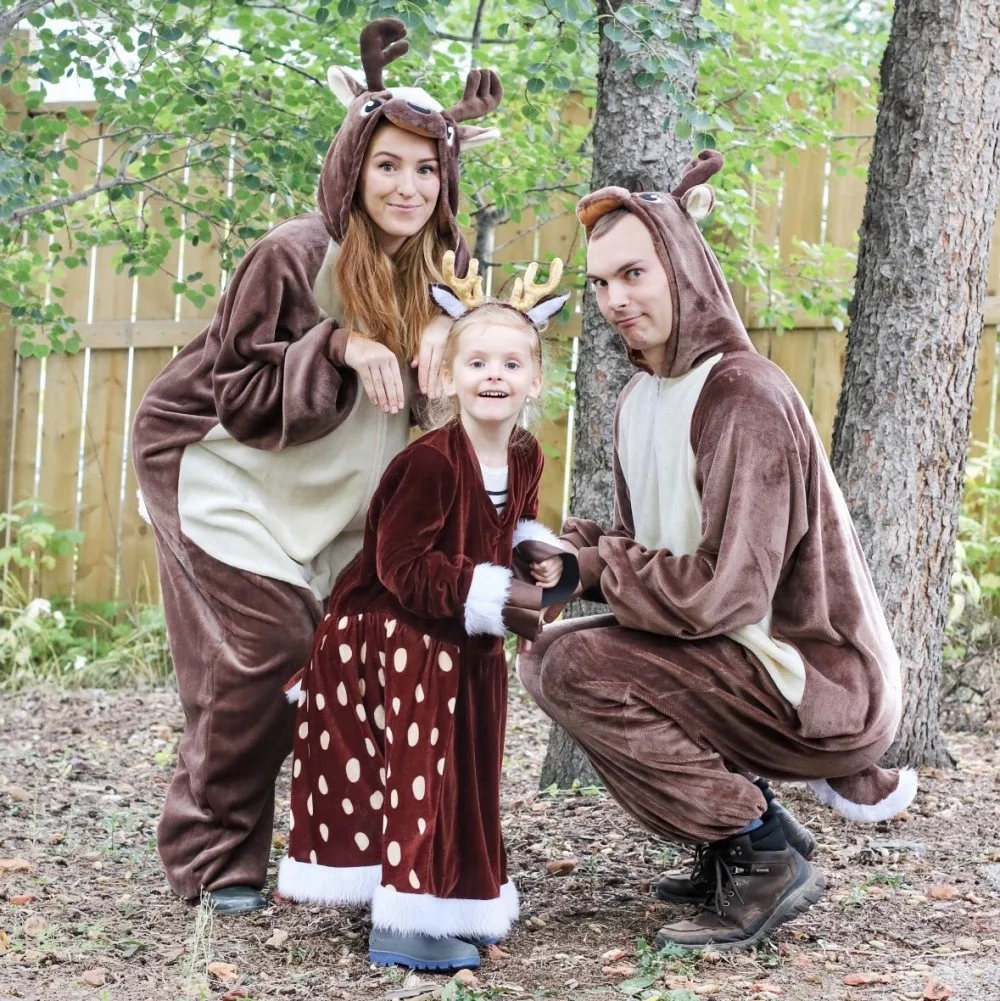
[464,563,512,637]
[284,680,302,705]
[277,855,381,905]
[807,768,918,823]
[371,880,519,939]
[512,519,563,549]
[137,489,152,526]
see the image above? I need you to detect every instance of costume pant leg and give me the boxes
[520,616,767,844]
[155,535,321,898]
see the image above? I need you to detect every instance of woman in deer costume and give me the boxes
[277,255,570,970]
[130,19,503,915]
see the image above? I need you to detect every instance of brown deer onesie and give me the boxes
[519,151,916,847]
[130,19,502,900]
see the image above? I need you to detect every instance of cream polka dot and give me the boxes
[417,818,426,835]
[379,651,386,667]
[370,791,383,809]
[346,758,361,783]
[297,690,306,708]
[374,706,385,730]
[356,704,367,723]
[412,776,426,800]
[392,697,401,715]
[379,767,386,786]
[409,870,421,889]
[390,789,399,809]
[320,823,329,842]
[438,651,453,672]
[360,642,367,663]
[378,668,386,687]
[289,811,295,831]
[293,758,302,778]
[387,766,392,779]
[320,730,331,750]
[415,684,425,703]
[342,798,353,815]
[437,758,445,775]
[324,613,331,622]
[336,682,348,706]
[339,643,352,664]
[320,635,327,650]
[383,815,388,833]
[393,648,407,672]
[318,775,329,795]
[386,727,393,745]
[448,697,456,714]
[307,793,314,816]
[423,634,431,648]
[355,832,370,851]
[385,619,397,637]
[430,727,439,746]
[359,679,366,697]
[313,692,324,712]
[310,849,317,863]
[383,882,396,892]
[365,737,377,757]
[408,723,420,746]
[298,721,309,739]
[387,841,401,866]
[338,616,349,629]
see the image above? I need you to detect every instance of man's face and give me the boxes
[586,213,674,375]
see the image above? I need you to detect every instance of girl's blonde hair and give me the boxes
[427,304,545,430]
[335,128,450,359]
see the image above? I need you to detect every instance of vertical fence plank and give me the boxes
[812,329,847,453]
[970,326,997,451]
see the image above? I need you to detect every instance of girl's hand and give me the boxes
[530,555,564,588]
[344,331,405,414]
[412,313,452,399]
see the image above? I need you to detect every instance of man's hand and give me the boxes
[530,555,563,588]
[344,331,405,414]
[411,313,451,399]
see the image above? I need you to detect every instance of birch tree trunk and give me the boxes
[831,0,1000,767]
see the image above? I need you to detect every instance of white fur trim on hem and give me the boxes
[512,519,563,549]
[464,563,512,637]
[284,680,302,705]
[807,768,918,823]
[371,880,519,939]
[277,855,381,905]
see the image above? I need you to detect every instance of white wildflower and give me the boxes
[73,655,87,671]
[25,598,52,620]
[53,610,66,629]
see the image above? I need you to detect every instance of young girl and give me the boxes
[277,254,570,971]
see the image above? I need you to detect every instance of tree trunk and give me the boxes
[831,0,1000,768]
[539,0,702,789]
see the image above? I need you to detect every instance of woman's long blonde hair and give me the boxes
[335,202,449,361]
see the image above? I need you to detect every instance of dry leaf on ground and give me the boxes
[265,928,289,949]
[601,948,628,963]
[220,990,250,1001]
[453,969,477,987]
[23,916,47,937]
[545,857,579,876]
[926,884,957,901]
[79,968,107,988]
[9,895,35,905]
[923,978,954,1000]
[0,859,34,874]
[843,972,893,986]
[207,961,239,983]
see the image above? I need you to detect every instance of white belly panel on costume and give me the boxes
[618,354,806,707]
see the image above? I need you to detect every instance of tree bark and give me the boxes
[539,0,702,789]
[831,0,1000,767]
[0,2,50,48]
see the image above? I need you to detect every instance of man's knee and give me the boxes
[525,630,604,718]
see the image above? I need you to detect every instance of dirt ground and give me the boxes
[2,680,1000,1001]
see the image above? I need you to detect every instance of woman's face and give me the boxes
[360,123,441,256]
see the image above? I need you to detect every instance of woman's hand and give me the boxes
[412,313,452,399]
[344,331,405,414]
[530,555,564,588]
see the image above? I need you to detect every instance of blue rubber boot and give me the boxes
[369,928,480,971]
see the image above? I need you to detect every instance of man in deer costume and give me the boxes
[131,19,502,915]
[518,150,916,950]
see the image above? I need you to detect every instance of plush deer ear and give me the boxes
[680,184,715,221]
[456,124,501,150]
[526,292,570,326]
[430,284,468,319]
[328,67,366,107]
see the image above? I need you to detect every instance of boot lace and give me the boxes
[705,846,746,917]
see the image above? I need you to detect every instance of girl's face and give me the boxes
[443,320,542,430]
[360,123,441,256]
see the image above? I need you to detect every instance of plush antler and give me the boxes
[442,250,485,308]
[670,149,724,199]
[509,258,564,312]
[447,68,503,123]
[359,18,409,92]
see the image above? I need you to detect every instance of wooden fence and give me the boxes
[2,93,1000,608]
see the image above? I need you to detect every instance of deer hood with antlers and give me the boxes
[577,150,753,379]
[317,17,502,255]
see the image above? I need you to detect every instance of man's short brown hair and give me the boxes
[588,206,633,242]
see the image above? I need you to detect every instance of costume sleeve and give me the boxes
[374,448,511,636]
[511,438,563,547]
[211,237,357,450]
[592,378,809,638]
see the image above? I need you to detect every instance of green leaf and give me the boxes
[617,974,659,996]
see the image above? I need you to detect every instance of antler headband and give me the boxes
[431,252,569,326]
